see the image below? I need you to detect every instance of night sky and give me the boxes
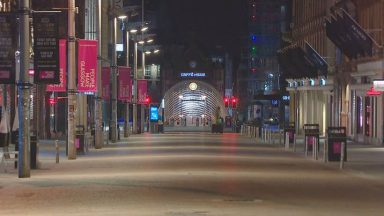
[154,0,248,57]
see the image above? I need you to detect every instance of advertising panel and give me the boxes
[77,40,97,92]
[137,79,148,104]
[0,13,16,84]
[118,67,131,102]
[47,40,67,92]
[33,12,59,83]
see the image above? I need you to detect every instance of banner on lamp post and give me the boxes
[102,67,110,100]
[47,40,67,92]
[137,79,148,104]
[0,13,16,84]
[33,12,60,84]
[118,67,131,102]
[77,39,97,92]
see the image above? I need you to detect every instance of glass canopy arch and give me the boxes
[164,80,227,123]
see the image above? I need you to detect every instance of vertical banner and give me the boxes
[118,67,131,102]
[47,40,67,92]
[137,79,148,104]
[77,39,97,92]
[102,67,110,100]
[0,13,16,84]
[33,12,60,83]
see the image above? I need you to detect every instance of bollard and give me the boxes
[312,137,316,159]
[293,134,296,152]
[313,137,318,160]
[305,137,308,157]
[55,140,59,164]
[279,130,282,146]
[285,132,289,150]
[340,142,345,169]
[240,125,243,135]
[323,137,328,162]
[269,129,272,144]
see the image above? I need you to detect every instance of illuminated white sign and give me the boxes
[180,72,206,78]
[373,80,384,91]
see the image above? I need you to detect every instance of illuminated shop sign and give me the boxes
[373,80,384,92]
[180,72,206,78]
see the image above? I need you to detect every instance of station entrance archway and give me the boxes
[163,80,227,128]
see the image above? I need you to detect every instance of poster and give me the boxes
[0,13,16,84]
[118,67,131,102]
[77,40,98,92]
[33,12,59,83]
[137,79,147,104]
[47,40,67,92]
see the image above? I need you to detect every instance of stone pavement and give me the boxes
[1,132,384,215]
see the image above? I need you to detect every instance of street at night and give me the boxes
[1,133,384,215]
[2,0,384,215]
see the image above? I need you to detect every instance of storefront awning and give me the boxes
[325,8,376,59]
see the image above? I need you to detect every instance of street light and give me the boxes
[117,15,131,138]
[141,26,148,32]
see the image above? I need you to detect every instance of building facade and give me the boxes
[237,0,289,126]
[284,0,384,145]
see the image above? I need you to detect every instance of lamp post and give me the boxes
[109,0,118,142]
[67,0,77,160]
[118,15,131,138]
[18,0,31,177]
[130,28,152,134]
[94,0,103,149]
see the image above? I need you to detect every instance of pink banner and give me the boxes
[47,39,67,92]
[118,67,132,102]
[102,67,110,100]
[77,40,97,92]
[137,79,148,104]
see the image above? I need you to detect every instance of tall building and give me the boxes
[237,0,289,126]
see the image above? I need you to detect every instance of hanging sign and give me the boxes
[47,40,67,92]
[102,67,110,100]
[33,12,60,83]
[137,79,148,104]
[0,13,16,84]
[77,39,97,92]
[118,67,131,102]
[367,86,382,96]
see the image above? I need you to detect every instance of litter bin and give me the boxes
[76,125,85,155]
[284,122,295,145]
[30,135,38,169]
[327,127,347,161]
[304,124,320,153]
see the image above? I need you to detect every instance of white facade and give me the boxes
[349,60,384,145]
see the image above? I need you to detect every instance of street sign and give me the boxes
[33,12,60,84]
[0,13,16,84]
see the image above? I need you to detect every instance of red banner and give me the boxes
[137,79,148,104]
[77,40,97,92]
[47,40,67,92]
[102,67,110,100]
[118,67,131,102]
